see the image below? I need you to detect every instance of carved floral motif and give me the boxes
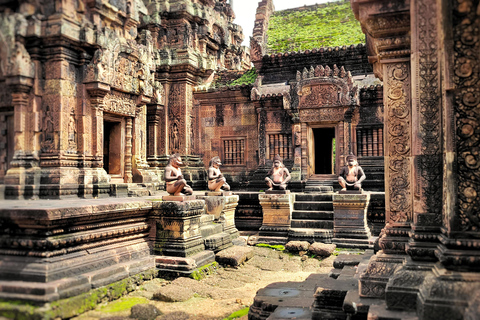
[386,63,411,222]
[452,0,480,232]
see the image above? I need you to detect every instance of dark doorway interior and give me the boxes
[103,121,122,175]
[313,128,335,174]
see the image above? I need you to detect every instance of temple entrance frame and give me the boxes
[306,124,339,177]
[103,114,126,183]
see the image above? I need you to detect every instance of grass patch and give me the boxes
[99,297,149,313]
[256,243,285,251]
[223,307,249,320]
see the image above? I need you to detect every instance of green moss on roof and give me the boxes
[266,0,365,53]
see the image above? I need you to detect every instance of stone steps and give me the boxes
[289,192,335,243]
[292,210,333,220]
[294,201,334,211]
[291,219,334,229]
[288,228,333,243]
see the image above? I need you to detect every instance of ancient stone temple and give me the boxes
[0,0,249,199]
[251,0,480,319]
[194,0,385,192]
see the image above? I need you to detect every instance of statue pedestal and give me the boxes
[151,199,206,257]
[197,193,240,243]
[150,198,220,276]
[332,191,372,249]
[256,191,293,244]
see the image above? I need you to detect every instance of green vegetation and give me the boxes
[190,261,219,280]
[256,243,285,251]
[99,297,150,313]
[227,68,257,87]
[266,0,364,53]
[223,307,250,320]
[0,269,156,320]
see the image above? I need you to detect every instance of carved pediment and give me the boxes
[296,64,359,108]
[0,12,34,79]
[84,29,155,98]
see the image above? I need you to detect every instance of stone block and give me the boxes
[130,304,163,320]
[285,241,311,253]
[259,193,293,231]
[215,245,254,267]
[309,242,336,257]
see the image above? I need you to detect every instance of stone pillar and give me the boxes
[351,0,413,300]
[4,80,39,199]
[257,106,267,166]
[332,191,371,249]
[147,105,163,163]
[406,0,443,263]
[416,1,480,318]
[382,0,444,312]
[258,191,294,243]
[125,117,133,183]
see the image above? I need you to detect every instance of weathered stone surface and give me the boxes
[309,243,337,257]
[215,246,254,267]
[130,304,162,320]
[157,311,190,320]
[153,285,195,302]
[285,241,311,253]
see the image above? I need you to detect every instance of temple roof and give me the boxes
[266,0,365,54]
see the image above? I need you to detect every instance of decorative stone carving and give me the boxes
[296,65,358,109]
[385,63,412,224]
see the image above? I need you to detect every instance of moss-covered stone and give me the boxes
[189,261,219,280]
[0,269,156,320]
[266,0,364,53]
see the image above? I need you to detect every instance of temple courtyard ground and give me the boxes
[70,244,341,320]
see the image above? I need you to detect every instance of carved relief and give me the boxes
[168,84,184,153]
[304,84,339,106]
[67,112,76,152]
[386,63,412,222]
[452,0,480,232]
[299,108,346,122]
[415,0,442,222]
[104,92,136,117]
[41,105,55,152]
[296,65,358,109]
[84,29,155,98]
[0,13,34,79]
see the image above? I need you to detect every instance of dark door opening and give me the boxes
[313,128,335,174]
[103,121,122,175]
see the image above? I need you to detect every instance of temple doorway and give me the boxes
[313,128,335,174]
[103,117,124,182]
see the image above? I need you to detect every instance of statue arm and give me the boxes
[283,169,291,184]
[207,168,216,180]
[357,166,366,184]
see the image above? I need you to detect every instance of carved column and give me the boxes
[257,105,267,166]
[352,0,413,300]
[147,105,163,164]
[86,84,109,168]
[125,117,133,183]
[417,1,480,318]
[4,78,38,199]
[406,0,443,262]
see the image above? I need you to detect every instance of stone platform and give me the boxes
[0,197,155,302]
